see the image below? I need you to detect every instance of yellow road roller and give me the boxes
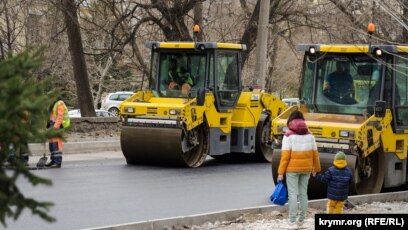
[271,44,408,197]
[119,41,287,167]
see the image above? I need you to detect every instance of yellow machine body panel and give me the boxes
[120,91,230,131]
[232,92,264,127]
[121,90,287,137]
[380,120,408,160]
[319,45,369,53]
[147,41,247,50]
[272,107,394,157]
[122,98,186,116]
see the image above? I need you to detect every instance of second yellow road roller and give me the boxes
[271,43,408,197]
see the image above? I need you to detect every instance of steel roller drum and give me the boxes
[271,150,357,199]
[121,126,186,166]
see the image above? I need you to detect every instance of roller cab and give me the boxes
[272,44,408,197]
[120,42,287,167]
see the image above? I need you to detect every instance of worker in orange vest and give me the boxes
[46,99,70,168]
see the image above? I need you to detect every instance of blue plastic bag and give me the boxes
[270,181,288,205]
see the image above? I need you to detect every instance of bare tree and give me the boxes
[0,0,36,56]
[6,0,408,102]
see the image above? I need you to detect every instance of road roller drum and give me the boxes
[121,125,209,167]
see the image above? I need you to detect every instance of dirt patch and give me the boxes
[65,117,121,139]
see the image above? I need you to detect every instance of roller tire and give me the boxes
[181,124,209,168]
[351,149,385,195]
[254,114,273,162]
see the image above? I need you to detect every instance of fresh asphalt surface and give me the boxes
[5,152,275,230]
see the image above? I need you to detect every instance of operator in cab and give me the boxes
[168,58,193,95]
[323,61,355,104]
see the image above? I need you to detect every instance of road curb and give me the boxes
[90,191,408,230]
[28,140,121,156]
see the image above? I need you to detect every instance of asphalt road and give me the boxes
[5,153,275,230]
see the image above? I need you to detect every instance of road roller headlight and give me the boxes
[169,109,181,115]
[339,130,355,138]
[125,107,135,113]
[278,126,288,133]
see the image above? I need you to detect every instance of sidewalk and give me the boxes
[28,137,121,156]
[29,150,124,164]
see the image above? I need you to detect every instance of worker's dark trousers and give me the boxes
[19,142,30,163]
[7,143,29,164]
[49,138,63,164]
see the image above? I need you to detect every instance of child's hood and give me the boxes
[333,159,347,169]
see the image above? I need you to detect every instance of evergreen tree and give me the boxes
[0,49,60,226]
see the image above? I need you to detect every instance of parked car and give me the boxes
[100,91,133,116]
[282,98,300,107]
[68,109,116,118]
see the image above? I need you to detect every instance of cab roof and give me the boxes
[297,44,408,53]
[145,41,247,51]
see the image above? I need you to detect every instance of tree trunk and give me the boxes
[193,2,203,41]
[61,0,95,117]
[266,24,278,93]
[254,0,270,89]
[240,0,261,67]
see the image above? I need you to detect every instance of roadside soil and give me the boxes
[190,201,408,230]
[65,119,121,140]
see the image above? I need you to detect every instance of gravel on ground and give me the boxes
[189,201,408,230]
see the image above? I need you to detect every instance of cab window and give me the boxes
[300,59,314,105]
[215,52,240,108]
[157,53,206,98]
[395,56,408,126]
[311,55,379,115]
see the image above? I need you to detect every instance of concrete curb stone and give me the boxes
[28,138,120,156]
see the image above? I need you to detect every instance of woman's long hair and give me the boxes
[286,110,304,126]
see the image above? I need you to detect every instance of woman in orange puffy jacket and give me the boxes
[277,110,321,227]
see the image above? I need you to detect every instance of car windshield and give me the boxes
[69,109,114,118]
[283,98,299,106]
[151,52,207,98]
[96,111,114,117]
[301,54,381,115]
[109,93,131,101]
